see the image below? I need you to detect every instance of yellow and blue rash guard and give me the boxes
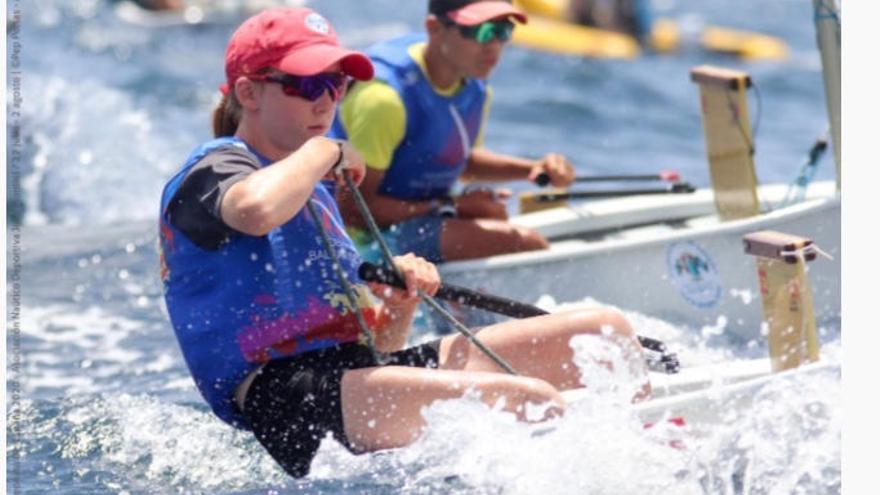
[331,33,493,200]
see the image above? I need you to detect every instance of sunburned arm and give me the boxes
[341,167,436,229]
[461,148,576,188]
[460,147,539,183]
[220,137,340,236]
[338,164,512,225]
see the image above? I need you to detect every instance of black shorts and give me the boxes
[240,340,441,478]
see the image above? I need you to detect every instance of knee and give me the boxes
[599,308,635,339]
[510,226,549,252]
[568,307,635,341]
[473,375,566,422]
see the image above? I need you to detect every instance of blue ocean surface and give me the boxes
[7,0,840,493]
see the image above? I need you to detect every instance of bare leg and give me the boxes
[440,218,549,261]
[340,367,565,452]
[438,308,651,398]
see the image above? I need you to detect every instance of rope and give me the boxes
[724,80,768,211]
[723,81,762,159]
[751,83,763,144]
[305,198,388,365]
[779,242,834,262]
[814,0,841,26]
[778,132,829,209]
[339,171,520,375]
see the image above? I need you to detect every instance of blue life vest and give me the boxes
[330,33,487,200]
[159,137,376,428]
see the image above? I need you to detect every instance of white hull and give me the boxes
[439,181,840,342]
[563,359,838,426]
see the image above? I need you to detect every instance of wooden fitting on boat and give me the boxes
[691,65,760,221]
[690,65,753,90]
[743,230,820,372]
[743,230,818,264]
[519,190,567,214]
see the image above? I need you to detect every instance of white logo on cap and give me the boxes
[305,13,330,35]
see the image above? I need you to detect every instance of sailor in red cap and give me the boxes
[159,6,648,479]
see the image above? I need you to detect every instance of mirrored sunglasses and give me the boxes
[258,72,349,102]
[443,18,515,44]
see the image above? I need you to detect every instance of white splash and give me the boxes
[18,304,184,396]
[18,75,197,226]
[55,394,288,492]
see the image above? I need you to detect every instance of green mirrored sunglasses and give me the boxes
[442,18,515,44]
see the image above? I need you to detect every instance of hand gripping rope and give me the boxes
[337,170,520,375]
[305,198,388,365]
[322,169,679,375]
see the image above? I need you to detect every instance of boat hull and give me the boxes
[561,359,838,426]
[439,183,840,342]
[632,360,837,426]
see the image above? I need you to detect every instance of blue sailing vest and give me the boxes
[159,137,375,428]
[330,33,487,200]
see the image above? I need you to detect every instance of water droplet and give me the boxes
[78,150,94,165]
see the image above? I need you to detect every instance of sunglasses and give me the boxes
[441,17,515,44]
[257,72,349,102]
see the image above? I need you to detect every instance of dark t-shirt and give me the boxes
[166,145,261,250]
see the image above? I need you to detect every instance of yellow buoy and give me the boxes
[513,0,568,19]
[701,26,789,61]
[512,15,640,59]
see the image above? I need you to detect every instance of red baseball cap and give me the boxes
[429,0,527,26]
[222,7,374,95]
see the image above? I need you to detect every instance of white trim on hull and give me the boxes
[439,181,840,342]
[561,359,838,426]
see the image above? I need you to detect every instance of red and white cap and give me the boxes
[221,7,374,94]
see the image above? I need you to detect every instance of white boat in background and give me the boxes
[441,0,842,344]
[439,180,840,343]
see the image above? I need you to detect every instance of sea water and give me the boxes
[6,0,840,493]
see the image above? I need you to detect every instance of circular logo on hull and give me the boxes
[666,241,722,308]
